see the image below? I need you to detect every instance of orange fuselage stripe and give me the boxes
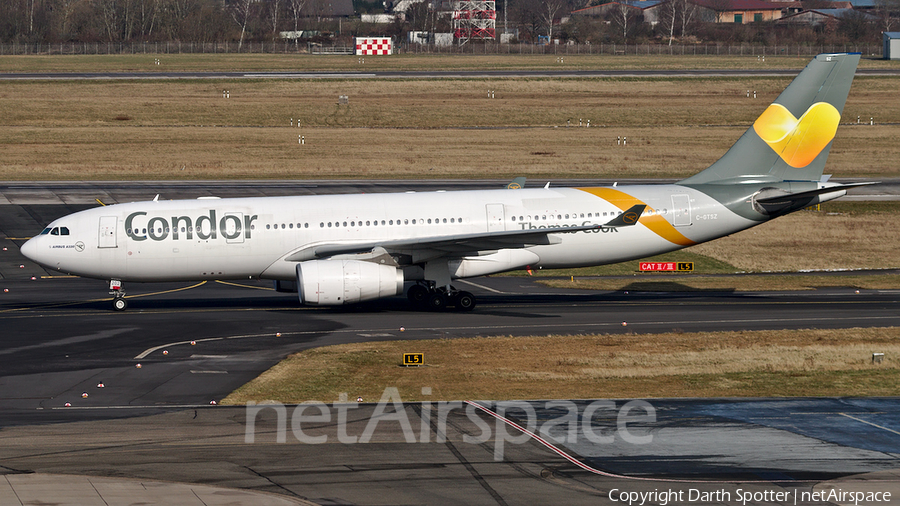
[576,187,697,247]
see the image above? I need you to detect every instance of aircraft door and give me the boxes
[98,216,117,248]
[485,204,505,232]
[224,212,244,244]
[671,195,692,227]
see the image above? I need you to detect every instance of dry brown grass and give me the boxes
[222,327,900,403]
[1,54,897,73]
[1,77,897,180]
[691,210,900,271]
[540,274,900,292]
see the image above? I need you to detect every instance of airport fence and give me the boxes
[0,41,884,58]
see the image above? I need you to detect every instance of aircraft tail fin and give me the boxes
[679,53,860,186]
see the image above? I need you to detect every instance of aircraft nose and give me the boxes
[20,237,39,264]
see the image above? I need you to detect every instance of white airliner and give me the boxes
[21,53,872,311]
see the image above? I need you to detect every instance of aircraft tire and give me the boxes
[113,297,127,311]
[455,291,476,311]
[407,285,429,307]
[427,292,447,311]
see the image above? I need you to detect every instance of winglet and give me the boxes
[603,204,646,227]
[506,177,526,189]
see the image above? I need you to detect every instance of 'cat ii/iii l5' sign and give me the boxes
[639,262,693,272]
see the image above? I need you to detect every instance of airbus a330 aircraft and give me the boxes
[21,53,872,312]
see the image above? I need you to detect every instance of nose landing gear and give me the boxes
[407,282,476,312]
[109,279,127,311]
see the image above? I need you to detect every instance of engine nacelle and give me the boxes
[297,260,404,305]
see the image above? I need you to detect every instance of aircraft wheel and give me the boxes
[455,291,476,311]
[427,292,447,311]
[113,297,128,311]
[407,285,429,307]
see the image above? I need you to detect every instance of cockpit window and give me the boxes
[50,227,59,236]
[59,227,70,236]
[40,228,52,235]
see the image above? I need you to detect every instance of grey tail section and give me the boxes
[679,53,860,186]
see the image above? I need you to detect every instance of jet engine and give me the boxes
[296,260,404,305]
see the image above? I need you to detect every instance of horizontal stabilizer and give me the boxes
[603,204,646,227]
[755,182,878,204]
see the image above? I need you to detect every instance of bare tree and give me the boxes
[705,0,731,22]
[269,0,282,42]
[612,0,635,41]
[95,0,119,40]
[230,0,252,50]
[874,0,899,32]
[405,0,430,31]
[289,0,307,48]
[137,0,160,39]
[512,0,542,42]
[541,0,564,42]
[28,0,37,34]
[658,0,677,45]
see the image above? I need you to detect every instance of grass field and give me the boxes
[1,53,898,73]
[222,327,900,403]
[0,74,898,180]
[4,53,898,402]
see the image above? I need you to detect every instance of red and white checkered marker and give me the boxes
[356,37,392,55]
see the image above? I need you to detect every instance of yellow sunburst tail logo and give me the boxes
[752,102,841,169]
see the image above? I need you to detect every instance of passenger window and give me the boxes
[343,222,347,227]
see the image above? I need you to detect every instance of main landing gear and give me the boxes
[109,279,127,311]
[407,282,476,312]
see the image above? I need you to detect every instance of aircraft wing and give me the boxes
[284,224,601,262]
[285,204,647,262]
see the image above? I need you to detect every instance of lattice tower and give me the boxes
[451,0,496,43]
